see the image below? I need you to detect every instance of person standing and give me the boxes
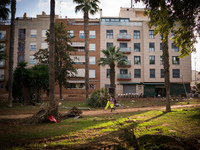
[105,95,115,112]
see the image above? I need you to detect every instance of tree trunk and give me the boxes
[7,0,16,108]
[20,83,31,105]
[59,82,62,100]
[84,12,89,99]
[49,0,58,116]
[162,35,171,112]
[36,89,41,103]
[110,62,115,99]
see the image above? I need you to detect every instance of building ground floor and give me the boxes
[0,81,191,102]
[113,82,191,98]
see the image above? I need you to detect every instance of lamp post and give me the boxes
[180,75,189,104]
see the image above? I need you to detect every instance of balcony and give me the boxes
[70,42,85,47]
[117,34,131,41]
[117,74,131,81]
[117,60,131,67]
[119,47,131,54]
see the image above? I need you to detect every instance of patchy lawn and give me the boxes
[0,98,200,149]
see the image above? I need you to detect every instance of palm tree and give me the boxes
[48,0,57,116]
[0,0,10,20]
[143,1,173,112]
[73,0,100,99]
[97,46,127,99]
[7,0,16,108]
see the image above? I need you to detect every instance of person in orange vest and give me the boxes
[105,94,115,112]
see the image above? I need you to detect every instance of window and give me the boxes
[70,55,85,64]
[42,30,47,37]
[79,30,85,38]
[89,30,96,38]
[0,31,6,40]
[42,30,47,38]
[0,69,4,80]
[120,19,129,22]
[150,55,155,64]
[66,83,85,89]
[172,43,179,52]
[89,43,95,51]
[149,43,155,51]
[89,70,95,78]
[41,42,48,49]
[134,30,140,39]
[18,42,25,52]
[107,42,113,48]
[134,56,141,65]
[120,69,128,74]
[29,56,36,64]
[89,84,95,89]
[19,29,25,39]
[150,69,155,78]
[134,69,141,78]
[120,43,127,48]
[18,55,24,63]
[77,48,84,52]
[106,30,113,39]
[106,69,110,78]
[149,30,154,39]
[161,69,164,78]
[160,43,162,51]
[89,56,95,65]
[173,69,180,78]
[160,56,163,65]
[30,43,36,50]
[0,43,5,51]
[172,56,180,65]
[0,60,5,67]
[160,33,163,40]
[30,30,37,37]
[68,30,74,38]
[134,43,140,52]
[120,30,127,35]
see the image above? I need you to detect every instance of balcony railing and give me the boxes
[117,34,131,41]
[70,42,85,47]
[117,60,131,67]
[119,47,131,54]
[117,74,131,80]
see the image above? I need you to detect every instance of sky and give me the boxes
[15,0,200,71]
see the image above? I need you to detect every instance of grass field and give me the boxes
[0,98,200,149]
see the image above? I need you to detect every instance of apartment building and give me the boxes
[100,8,192,97]
[191,70,200,86]
[14,12,59,69]
[56,18,100,100]
[0,23,10,99]
[13,12,100,100]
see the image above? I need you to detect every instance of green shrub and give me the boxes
[86,88,109,107]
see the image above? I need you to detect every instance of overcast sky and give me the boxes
[15,0,200,71]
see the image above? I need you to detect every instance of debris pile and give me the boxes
[60,106,82,119]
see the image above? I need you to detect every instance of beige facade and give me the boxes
[14,12,59,69]
[100,7,192,97]
[191,70,200,86]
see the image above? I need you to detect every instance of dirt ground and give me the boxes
[0,104,200,119]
